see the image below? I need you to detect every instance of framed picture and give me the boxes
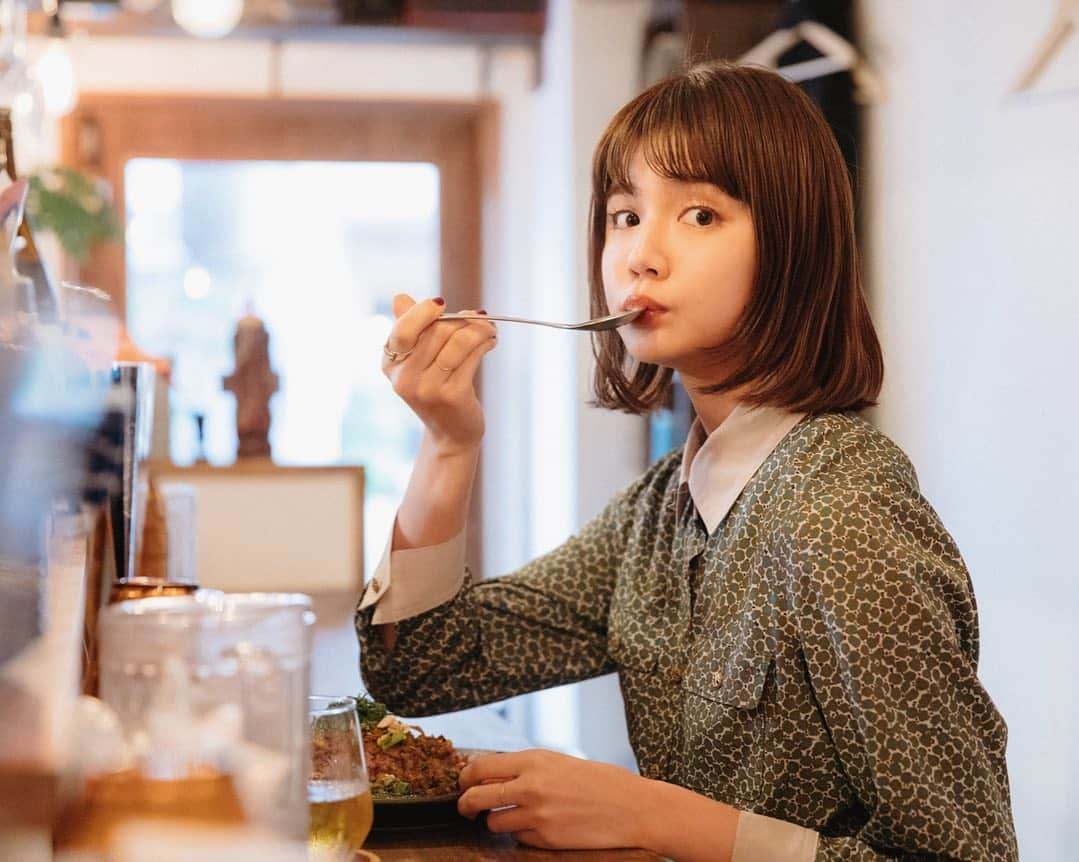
[151,462,365,594]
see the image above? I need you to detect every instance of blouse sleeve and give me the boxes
[785,468,1018,861]
[354,467,652,717]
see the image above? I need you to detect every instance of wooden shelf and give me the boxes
[29,7,543,45]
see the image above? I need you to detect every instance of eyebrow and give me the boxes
[680,178,728,197]
[606,180,733,210]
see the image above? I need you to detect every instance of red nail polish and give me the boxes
[433,297,445,306]
[478,309,488,315]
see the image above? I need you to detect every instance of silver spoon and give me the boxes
[439,308,642,331]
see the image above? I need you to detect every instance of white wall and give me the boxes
[567,0,651,771]
[516,0,650,770]
[859,2,1079,857]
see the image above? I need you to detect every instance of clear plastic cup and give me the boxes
[98,592,315,840]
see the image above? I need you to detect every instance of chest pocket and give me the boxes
[684,644,772,709]
[684,585,778,709]
[678,631,774,804]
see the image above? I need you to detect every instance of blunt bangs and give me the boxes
[595,74,746,206]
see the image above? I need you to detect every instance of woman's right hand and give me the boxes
[382,294,497,455]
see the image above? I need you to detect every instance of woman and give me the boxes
[356,62,1018,861]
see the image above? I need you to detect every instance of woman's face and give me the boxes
[601,149,757,382]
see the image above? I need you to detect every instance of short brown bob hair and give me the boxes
[589,61,882,415]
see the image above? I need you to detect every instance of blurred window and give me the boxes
[125,158,439,575]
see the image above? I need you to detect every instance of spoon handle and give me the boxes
[439,312,576,329]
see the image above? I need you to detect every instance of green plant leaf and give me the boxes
[25,166,122,263]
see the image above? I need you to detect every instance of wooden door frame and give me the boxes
[62,94,485,318]
[61,93,492,579]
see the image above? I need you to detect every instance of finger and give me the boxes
[445,330,496,383]
[434,319,497,378]
[402,305,489,370]
[485,806,535,835]
[459,750,535,794]
[384,296,453,360]
[428,308,492,346]
[457,782,510,818]
[383,293,416,358]
[392,293,416,319]
[458,751,530,789]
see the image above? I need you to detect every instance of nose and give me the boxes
[626,223,669,280]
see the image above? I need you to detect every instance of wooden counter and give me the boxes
[367,824,663,860]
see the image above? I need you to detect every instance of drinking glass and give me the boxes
[158,481,198,587]
[308,695,372,851]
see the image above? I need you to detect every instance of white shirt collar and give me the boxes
[678,403,806,534]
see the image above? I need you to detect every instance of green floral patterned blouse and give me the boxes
[356,412,1018,860]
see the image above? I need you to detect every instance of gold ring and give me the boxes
[383,342,414,363]
[499,782,506,808]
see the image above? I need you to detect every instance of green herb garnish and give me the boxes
[355,694,387,731]
[377,728,408,750]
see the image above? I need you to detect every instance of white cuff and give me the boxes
[357,526,468,625]
[732,811,819,862]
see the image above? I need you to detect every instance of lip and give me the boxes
[621,294,667,324]
[621,295,667,313]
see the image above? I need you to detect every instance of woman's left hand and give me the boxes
[457,748,656,851]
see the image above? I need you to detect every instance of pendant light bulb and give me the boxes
[171,0,243,39]
[34,17,78,118]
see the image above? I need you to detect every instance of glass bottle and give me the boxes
[0,105,57,321]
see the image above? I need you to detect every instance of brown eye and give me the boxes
[693,208,715,226]
[609,210,640,228]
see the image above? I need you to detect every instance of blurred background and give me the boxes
[5,0,1077,857]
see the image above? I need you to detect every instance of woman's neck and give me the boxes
[683,376,745,435]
